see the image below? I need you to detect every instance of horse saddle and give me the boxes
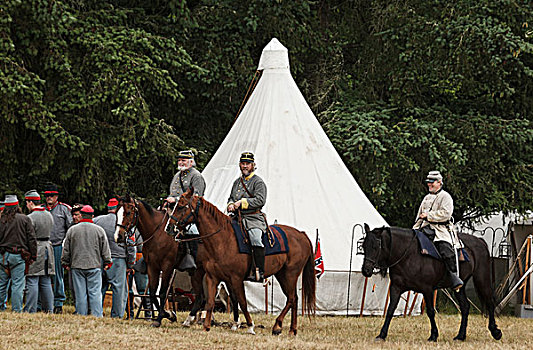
[414,229,469,262]
[231,219,289,256]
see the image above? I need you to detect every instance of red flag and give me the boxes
[314,230,324,280]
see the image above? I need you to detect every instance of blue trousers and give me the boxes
[0,253,26,312]
[24,275,54,313]
[101,258,127,318]
[248,228,264,247]
[72,268,103,317]
[52,245,66,307]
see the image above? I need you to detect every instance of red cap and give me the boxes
[80,205,94,214]
[107,198,119,209]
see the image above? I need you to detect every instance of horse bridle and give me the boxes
[365,227,416,272]
[117,200,139,239]
[117,198,167,247]
[170,196,202,230]
[168,195,222,243]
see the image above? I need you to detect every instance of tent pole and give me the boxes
[347,226,356,316]
[359,277,368,317]
[403,291,411,317]
[408,293,418,316]
[383,280,391,317]
[523,236,531,305]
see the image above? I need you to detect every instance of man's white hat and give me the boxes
[426,170,443,183]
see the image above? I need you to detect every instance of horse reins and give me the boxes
[369,228,417,271]
[118,198,168,247]
[171,196,221,242]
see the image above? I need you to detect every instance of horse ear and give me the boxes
[364,223,370,233]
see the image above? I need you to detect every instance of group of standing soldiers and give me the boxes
[0,149,270,316]
[0,185,147,318]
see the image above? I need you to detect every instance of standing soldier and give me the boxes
[23,190,55,313]
[227,152,267,283]
[44,184,72,314]
[0,195,37,312]
[413,170,463,291]
[61,205,112,317]
[167,150,206,271]
[95,198,135,318]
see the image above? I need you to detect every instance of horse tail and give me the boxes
[470,236,497,316]
[301,236,317,317]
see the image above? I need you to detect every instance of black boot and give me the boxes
[435,241,463,291]
[252,246,265,283]
[444,257,464,291]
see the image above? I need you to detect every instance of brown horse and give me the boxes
[114,195,182,327]
[166,188,316,335]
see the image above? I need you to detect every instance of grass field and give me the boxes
[0,307,530,349]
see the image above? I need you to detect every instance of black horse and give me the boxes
[361,224,502,342]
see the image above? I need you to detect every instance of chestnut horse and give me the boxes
[166,188,316,335]
[362,224,502,342]
[115,195,239,328]
[114,195,181,327]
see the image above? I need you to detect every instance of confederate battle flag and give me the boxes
[314,230,324,280]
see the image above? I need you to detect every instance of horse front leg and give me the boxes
[203,273,219,332]
[376,284,402,341]
[230,277,255,335]
[454,287,469,341]
[422,291,439,342]
[147,271,163,327]
[183,268,205,327]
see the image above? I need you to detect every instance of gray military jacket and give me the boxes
[169,167,206,198]
[27,208,55,276]
[94,212,136,267]
[47,202,73,246]
[228,173,268,233]
[61,221,112,270]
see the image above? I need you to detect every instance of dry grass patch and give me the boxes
[0,307,531,349]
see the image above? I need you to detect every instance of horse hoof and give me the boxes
[272,329,281,336]
[231,322,239,331]
[289,329,297,336]
[151,321,161,328]
[453,335,465,341]
[427,336,438,342]
[204,327,211,332]
[491,329,502,340]
[169,315,177,323]
[374,336,385,342]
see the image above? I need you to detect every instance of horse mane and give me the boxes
[199,197,232,230]
[138,199,156,216]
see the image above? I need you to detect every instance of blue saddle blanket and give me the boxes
[231,220,289,256]
[414,230,469,262]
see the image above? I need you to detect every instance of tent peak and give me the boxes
[257,38,289,71]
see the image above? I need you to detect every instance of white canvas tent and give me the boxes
[202,38,420,315]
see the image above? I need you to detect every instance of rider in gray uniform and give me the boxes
[167,150,206,271]
[227,152,267,283]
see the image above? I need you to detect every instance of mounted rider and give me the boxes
[167,150,206,271]
[227,152,267,283]
[413,170,463,291]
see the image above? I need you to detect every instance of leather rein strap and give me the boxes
[121,199,167,247]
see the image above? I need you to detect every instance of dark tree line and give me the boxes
[1,0,531,226]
